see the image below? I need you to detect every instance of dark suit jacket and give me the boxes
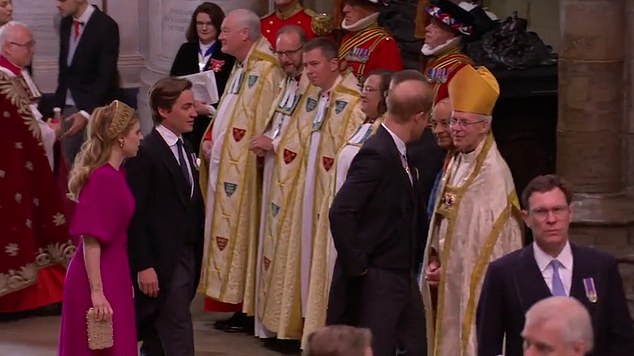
[169,41,235,152]
[169,41,234,94]
[327,125,428,323]
[330,125,427,275]
[477,243,634,356]
[125,129,204,325]
[53,6,120,113]
[407,128,444,219]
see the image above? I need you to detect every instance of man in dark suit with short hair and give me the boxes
[327,70,432,356]
[477,174,634,356]
[126,77,204,356]
[53,0,120,164]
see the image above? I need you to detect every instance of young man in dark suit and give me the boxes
[328,70,433,356]
[53,0,120,164]
[477,174,634,356]
[126,78,204,356]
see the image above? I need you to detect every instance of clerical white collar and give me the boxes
[456,136,486,163]
[341,12,380,32]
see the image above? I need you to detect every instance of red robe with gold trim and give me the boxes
[261,7,317,49]
[423,47,473,105]
[0,56,73,312]
[338,25,404,82]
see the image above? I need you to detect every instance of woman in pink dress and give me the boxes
[58,100,143,356]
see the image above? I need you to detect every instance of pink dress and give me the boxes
[58,164,137,355]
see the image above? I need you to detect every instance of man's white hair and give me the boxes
[230,9,261,41]
[0,21,30,47]
[524,296,594,352]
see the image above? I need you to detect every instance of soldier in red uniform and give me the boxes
[261,0,322,49]
[335,0,403,82]
[421,0,476,104]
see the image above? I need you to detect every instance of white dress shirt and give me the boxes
[381,123,412,184]
[533,241,573,296]
[156,124,193,196]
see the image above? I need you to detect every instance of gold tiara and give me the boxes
[107,100,136,138]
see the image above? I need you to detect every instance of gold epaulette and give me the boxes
[308,9,333,36]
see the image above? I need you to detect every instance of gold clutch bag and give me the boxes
[86,308,114,350]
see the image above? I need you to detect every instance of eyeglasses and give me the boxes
[196,21,214,27]
[275,47,302,57]
[9,40,35,49]
[529,206,569,220]
[449,117,486,128]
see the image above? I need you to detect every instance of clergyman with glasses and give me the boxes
[476,174,634,356]
[198,8,283,331]
[419,64,523,356]
[249,24,315,339]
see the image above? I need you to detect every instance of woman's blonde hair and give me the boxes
[67,100,138,201]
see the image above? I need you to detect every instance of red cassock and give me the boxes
[339,25,404,81]
[261,8,317,49]
[0,60,73,312]
[423,47,473,105]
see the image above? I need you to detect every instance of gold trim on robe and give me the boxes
[258,72,364,339]
[255,73,314,338]
[302,116,383,347]
[200,37,284,314]
[420,134,524,356]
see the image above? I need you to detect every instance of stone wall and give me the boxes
[559,0,634,316]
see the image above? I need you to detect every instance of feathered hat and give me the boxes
[425,0,475,36]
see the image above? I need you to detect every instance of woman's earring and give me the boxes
[119,140,124,149]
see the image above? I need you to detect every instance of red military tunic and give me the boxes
[423,47,473,104]
[338,25,404,82]
[261,5,317,49]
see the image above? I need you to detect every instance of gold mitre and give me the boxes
[448,65,499,116]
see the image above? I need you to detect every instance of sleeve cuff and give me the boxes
[80,110,91,120]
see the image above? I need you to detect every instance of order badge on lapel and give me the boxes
[582,277,598,303]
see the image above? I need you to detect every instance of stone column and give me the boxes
[558,0,633,233]
[559,0,634,313]
[108,0,145,91]
[558,0,623,196]
[136,0,269,133]
[626,0,634,197]
[14,0,62,92]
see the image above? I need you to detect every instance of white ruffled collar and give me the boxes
[341,12,380,32]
